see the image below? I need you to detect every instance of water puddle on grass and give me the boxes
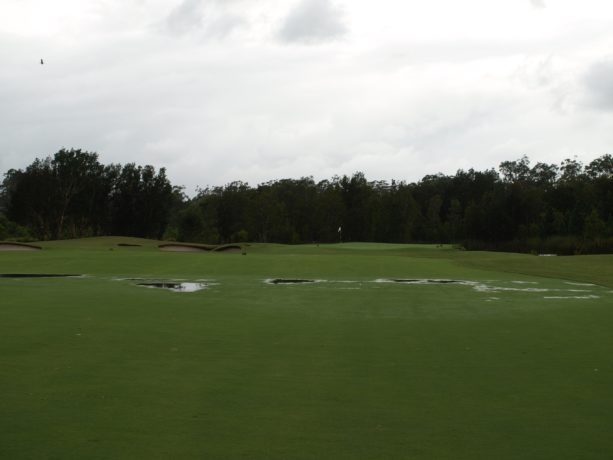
[472,284,552,293]
[564,281,596,287]
[265,278,317,285]
[544,295,601,300]
[136,282,208,292]
[375,278,468,285]
[0,273,81,278]
[372,278,612,303]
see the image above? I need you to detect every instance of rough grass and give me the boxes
[1,237,613,459]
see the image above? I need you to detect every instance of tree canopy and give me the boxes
[2,149,613,254]
[1,149,176,240]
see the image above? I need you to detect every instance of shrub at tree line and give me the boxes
[2,149,613,254]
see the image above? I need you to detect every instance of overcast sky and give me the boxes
[1,0,613,194]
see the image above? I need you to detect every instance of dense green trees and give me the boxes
[2,149,613,253]
[1,149,175,240]
[173,155,613,253]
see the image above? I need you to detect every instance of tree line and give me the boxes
[2,149,613,254]
[0,149,180,241]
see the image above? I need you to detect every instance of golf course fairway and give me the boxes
[1,237,613,459]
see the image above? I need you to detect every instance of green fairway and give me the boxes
[1,238,613,459]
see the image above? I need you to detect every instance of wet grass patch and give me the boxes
[0,273,81,278]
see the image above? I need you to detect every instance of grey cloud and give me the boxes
[530,0,546,8]
[514,56,555,89]
[165,0,205,36]
[584,59,613,110]
[163,0,246,38]
[278,0,347,44]
[5,1,613,194]
[205,13,246,39]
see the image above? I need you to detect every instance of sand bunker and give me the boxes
[159,243,244,253]
[158,244,211,252]
[0,242,42,251]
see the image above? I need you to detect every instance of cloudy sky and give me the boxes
[1,0,613,194]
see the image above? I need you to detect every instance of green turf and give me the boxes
[1,237,613,459]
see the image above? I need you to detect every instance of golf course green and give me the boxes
[1,237,613,459]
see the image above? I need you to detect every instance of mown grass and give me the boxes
[1,238,613,459]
